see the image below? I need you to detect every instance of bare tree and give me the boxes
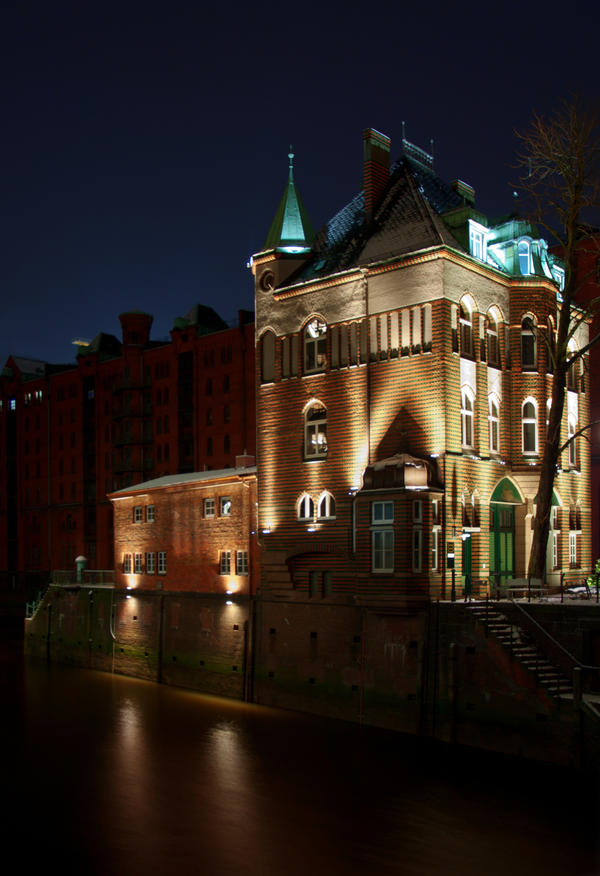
[514,99,600,580]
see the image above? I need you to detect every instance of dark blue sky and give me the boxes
[2,0,597,366]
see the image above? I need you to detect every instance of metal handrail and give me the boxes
[510,600,599,674]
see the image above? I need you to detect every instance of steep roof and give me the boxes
[291,149,465,283]
[263,149,314,252]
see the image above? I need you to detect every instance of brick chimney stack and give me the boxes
[363,128,391,222]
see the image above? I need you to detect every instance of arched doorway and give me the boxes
[489,478,524,591]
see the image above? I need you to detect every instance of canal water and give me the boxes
[3,639,599,875]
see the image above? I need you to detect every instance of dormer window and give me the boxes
[468,220,487,261]
[518,240,532,276]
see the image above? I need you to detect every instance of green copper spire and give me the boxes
[263,146,314,253]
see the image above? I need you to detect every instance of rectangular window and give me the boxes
[552,533,558,569]
[569,532,577,566]
[146,505,155,523]
[412,529,422,572]
[401,310,410,355]
[123,553,132,574]
[431,528,440,571]
[146,552,155,574]
[412,500,423,524]
[220,497,232,516]
[133,506,143,523]
[372,530,394,572]
[220,550,231,575]
[372,501,394,524]
[204,498,215,518]
[134,553,143,574]
[412,307,421,353]
[158,551,167,574]
[236,550,248,575]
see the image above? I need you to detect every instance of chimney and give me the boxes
[363,128,391,221]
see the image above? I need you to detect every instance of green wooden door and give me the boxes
[489,504,514,591]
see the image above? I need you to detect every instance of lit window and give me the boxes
[521,316,537,370]
[204,498,215,518]
[372,530,394,572]
[488,396,500,453]
[317,492,336,519]
[298,494,314,521]
[134,553,143,574]
[146,505,155,523]
[552,266,565,291]
[461,388,474,448]
[236,551,248,575]
[469,223,486,260]
[220,551,231,575]
[304,319,327,373]
[459,301,473,358]
[158,551,167,574]
[518,239,532,275]
[220,497,232,516]
[372,501,394,524]
[123,553,132,574]
[133,506,143,523]
[305,403,327,458]
[10,399,16,411]
[146,552,155,574]
[522,399,538,454]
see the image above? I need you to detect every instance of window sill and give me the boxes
[304,455,327,462]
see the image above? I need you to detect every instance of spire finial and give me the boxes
[288,145,294,179]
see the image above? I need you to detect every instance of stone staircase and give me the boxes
[467,602,573,697]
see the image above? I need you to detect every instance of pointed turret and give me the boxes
[263,148,314,254]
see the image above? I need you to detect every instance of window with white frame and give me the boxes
[469,221,487,261]
[235,551,248,575]
[133,506,143,523]
[371,501,394,524]
[567,342,578,391]
[236,550,248,575]
[305,403,327,458]
[461,387,474,448]
[220,496,232,516]
[220,550,231,574]
[158,551,167,574]
[146,505,155,523]
[123,553,132,573]
[486,313,500,367]
[522,399,538,454]
[146,552,155,574]
[521,316,537,370]
[372,530,394,573]
[298,494,314,521]
[488,396,500,453]
[518,239,532,275]
[569,531,577,566]
[431,527,440,571]
[204,498,215,518]
[134,553,142,574]
[552,531,559,569]
[304,319,327,373]
[412,528,422,572]
[317,492,336,519]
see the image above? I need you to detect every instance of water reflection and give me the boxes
[10,657,599,876]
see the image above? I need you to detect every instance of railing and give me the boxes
[51,570,115,586]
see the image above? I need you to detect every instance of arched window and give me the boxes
[459,300,473,358]
[518,239,532,275]
[521,316,537,370]
[568,415,577,467]
[305,403,327,458]
[317,492,336,519]
[298,494,314,521]
[461,387,474,448]
[304,319,327,373]
[488,395,500,453]
[261,330,276,383]
[522,398,538,454]
[486,312,499,367]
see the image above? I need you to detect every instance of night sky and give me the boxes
[2,1,597,367]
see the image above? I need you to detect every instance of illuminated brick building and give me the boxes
[0,306,255,590]
[252,130,591,607]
